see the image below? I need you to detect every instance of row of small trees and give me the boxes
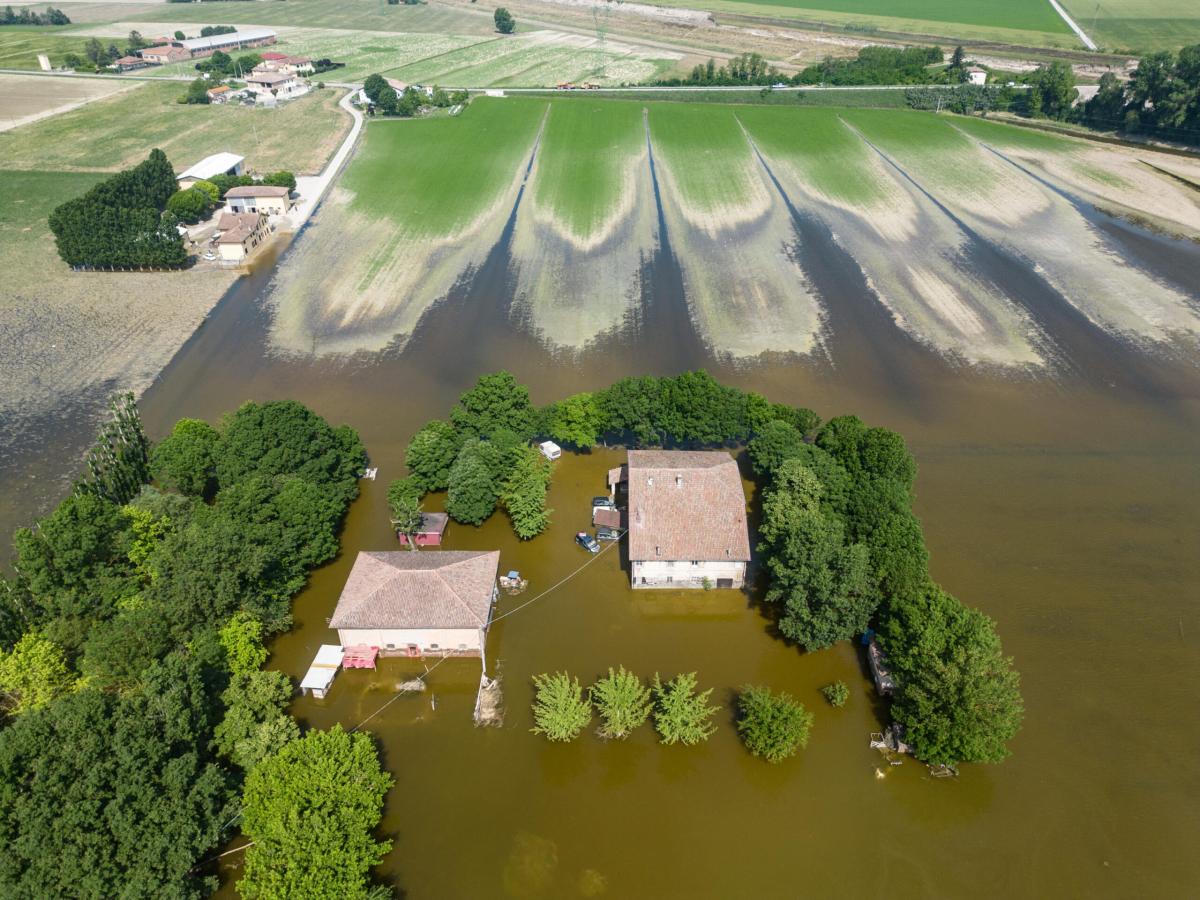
[1,4,68,25]
[530,669,814,764]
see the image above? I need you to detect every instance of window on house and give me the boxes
[691,560,700,566]
[429,643,439,650]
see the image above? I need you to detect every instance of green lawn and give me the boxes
[0,170,102,272]
[531,100,646,239]
[0,26,98,68]
[1059,0,1200,51]
[646,103,761,212]
[0,80,351,174]
[344,97,546,238]
[736,107,888,205]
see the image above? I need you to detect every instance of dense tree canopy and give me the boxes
[239,726,393,899]
[1081,45,1200,144]
[0,396,372,894]
[49,149,186,269]
[877,584,1023,765]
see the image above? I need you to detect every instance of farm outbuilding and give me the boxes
[300,644,343,699]
[329,550,500,660]
[177,152,244,189]
[396,511,449,546]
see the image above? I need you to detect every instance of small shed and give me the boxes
[397,511,449,547]
[300,644,343,698]
[965,66,987,86]
[539,440,561,460]
[607,463,628,494]
[593,507,625,529]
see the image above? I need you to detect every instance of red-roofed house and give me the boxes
[329,550,500,658]
[626,450,750,589]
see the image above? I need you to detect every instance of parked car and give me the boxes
[575,531,600,553]
[592,496,615,509]
[596,526,620,542]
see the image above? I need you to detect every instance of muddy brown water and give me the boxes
[2,145,1199,898]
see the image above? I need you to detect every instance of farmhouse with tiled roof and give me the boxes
[626,450,750,589]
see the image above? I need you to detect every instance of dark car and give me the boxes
[596,526,620,542]
[592,496,615,509]
[575,531,600,553]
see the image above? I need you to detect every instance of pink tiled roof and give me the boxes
[626,450,750,562]
[330,550,500,629]
[224,185,290,198]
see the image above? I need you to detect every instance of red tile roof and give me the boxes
[626,450,750,562]
[330,550,500,629]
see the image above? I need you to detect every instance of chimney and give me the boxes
[675,474,682,488]
[647,476,654,486]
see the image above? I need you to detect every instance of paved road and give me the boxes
[286,89,364,231]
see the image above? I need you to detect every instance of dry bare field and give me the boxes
[0,72,136,131]
[0,170,236,460]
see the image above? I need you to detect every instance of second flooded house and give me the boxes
[329,550,500,660]
[626,450,750,589]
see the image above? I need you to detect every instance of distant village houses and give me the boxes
[624,450,751,589]
[254,52,315,76]
[245,69,308,101]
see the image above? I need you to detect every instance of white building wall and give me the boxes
[632,559,746,589]
[336,627,482,655]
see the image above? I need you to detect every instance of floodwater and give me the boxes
[4,122,1200,898]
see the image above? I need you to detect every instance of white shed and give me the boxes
[539,440,562,460]
[300,644,343,699]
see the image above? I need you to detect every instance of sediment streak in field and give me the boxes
[647,104,824,359]
[511,100,656,349]
[268,99,547,356]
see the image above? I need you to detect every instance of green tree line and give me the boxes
[48,148,188,269]
[0,397,392,897]
[1,4,69,24]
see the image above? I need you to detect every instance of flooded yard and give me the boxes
[2,102,1199,897]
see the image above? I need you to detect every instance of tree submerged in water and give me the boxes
[589,666,651,739]
[736,684,813,764]
[530,672,591,742]
[651,672,720,745]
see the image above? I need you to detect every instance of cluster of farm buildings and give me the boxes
[302,449,752,698]
[112,28,315,105]
[175,151,295,264]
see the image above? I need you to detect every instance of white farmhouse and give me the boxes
[626,450,750,589]
[965,66,987,86]
[329,550,500,659]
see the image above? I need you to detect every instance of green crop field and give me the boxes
[119,0,496,36]
[736,107,887,205]
[346,97,546,238]
[947,114,1078,153]
[531,100,646,239]
[0,27,97,69]
[136,27,482,83]
[838,109,981,185]
[0,81,351,174]
[646,103,762,213]
[383,34,673,87]
[1060,0,1200,51]
[643,0,1080,48]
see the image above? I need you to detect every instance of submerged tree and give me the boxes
[651,672,720,745]
[387,476,425,547]
[589,666,651,739]
[530,672,591,742]
[501,447,553,540]
[736,685,813,764]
